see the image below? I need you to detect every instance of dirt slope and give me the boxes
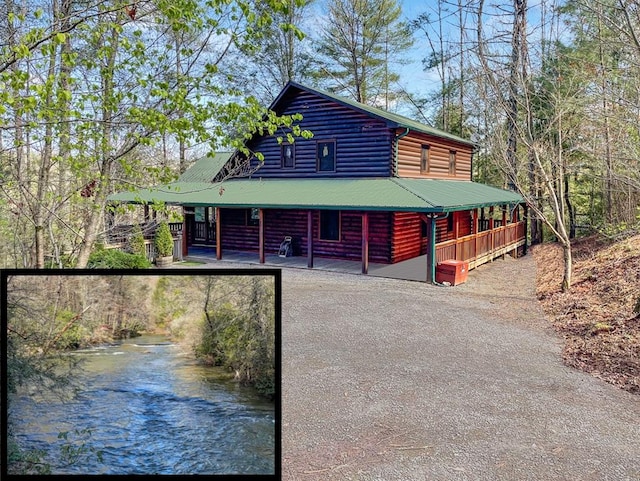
[532,234,640,394]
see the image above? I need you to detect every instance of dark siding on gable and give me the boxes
[248,91,393,178]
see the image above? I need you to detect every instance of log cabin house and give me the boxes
[109,82,526,283]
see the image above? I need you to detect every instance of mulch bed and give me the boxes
[532,234,640,394]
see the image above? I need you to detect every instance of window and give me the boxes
[317,140,336,172]
[421,145,430,173]
[449,150,457,175]
[281,143,295,168]
[246,208,260,226]
[319,210,340,241]
[447,214,454,232]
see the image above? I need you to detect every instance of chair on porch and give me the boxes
[278,236,293,257]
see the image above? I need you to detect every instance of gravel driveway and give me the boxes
[275,255,640,480]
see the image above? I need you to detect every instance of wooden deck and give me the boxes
[182,218,526,283]
[106,219,526,283]
[436,221,526,269]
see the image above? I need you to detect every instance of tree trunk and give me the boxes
[565,174,576,239]
[561,239,572,292]
[597,9,614,223]
[34,0,61,268]
[75,24,121,268]
[506,0,526,192]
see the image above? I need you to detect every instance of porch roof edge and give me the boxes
[107,178,524,213]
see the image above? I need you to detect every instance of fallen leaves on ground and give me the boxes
[532,234,640,394]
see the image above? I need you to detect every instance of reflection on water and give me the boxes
[9,335,275,475]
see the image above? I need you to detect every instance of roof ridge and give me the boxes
[389,177,437,208]
[284,81,475,147]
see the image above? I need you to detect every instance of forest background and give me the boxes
[1,0,639,285]
[6,273,277,397]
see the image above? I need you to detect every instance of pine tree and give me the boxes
[314,0,413,107]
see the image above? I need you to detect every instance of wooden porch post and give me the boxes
[143,204,150,223]
[307,210,314,268]
[361,212,369,274]
[453,211,460,260]
[426,214,437,284]
[489,206,495,259]
[259,208,265,264]
[182,207,188,258]
[502,206,507,259]
[473,208,478,262]
[215,207,222,260]
[523,203,529,256]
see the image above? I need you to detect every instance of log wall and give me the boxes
[220,208,392,263]
[220,209,259,251]
[391,212,428,262]
[389,210,474,262]
[396,130,473,180]
[246,90,393,178]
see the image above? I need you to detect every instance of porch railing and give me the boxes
[104,221,184,263]
[436,220,526,269]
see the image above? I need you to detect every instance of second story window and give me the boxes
[281,143,295,169]
[317,140,336,172]
[421,145,430,173]
[449,150,457,175]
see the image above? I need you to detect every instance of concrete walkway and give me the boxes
[185,247,431,282]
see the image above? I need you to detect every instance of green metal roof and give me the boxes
[280,82,476,147]
[177,152,233,182]
[392,178,523,212]
[108,177,522,213]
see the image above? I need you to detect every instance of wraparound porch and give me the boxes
[179,247,440,282]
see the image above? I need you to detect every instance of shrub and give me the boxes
[87,248,151,269]
[128,224,146,257]
[154,221,174,258]
[196,303,275,399]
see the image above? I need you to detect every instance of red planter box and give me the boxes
[436,260,469,286]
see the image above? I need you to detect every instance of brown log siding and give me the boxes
[396,130,473,180]
[391,212,427,263]
[220,208,259,251]
[389,210,474,262]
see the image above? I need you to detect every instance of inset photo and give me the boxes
[1,269,280,478]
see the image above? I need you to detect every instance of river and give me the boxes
[8,334,275,475]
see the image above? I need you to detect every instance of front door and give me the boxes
[189,207,215,246]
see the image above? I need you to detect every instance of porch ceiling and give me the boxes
[108,177,523,213]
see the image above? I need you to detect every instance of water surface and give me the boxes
[9,335,275,474]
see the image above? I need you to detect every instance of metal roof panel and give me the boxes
[176,152,233,182]
[109,177,522,212]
